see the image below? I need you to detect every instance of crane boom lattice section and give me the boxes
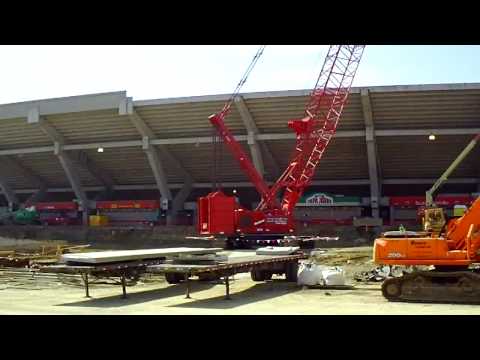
[199,45,365,241]
[258,45,365,215]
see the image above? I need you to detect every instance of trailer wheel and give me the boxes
[225,239,236,250]
[251,269,272,282]
[285,262,299,282]
[251,269,266,282]
[165,273,184,284]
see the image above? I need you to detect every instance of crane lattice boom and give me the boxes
[258,45,365,215]
[199,45,365,240]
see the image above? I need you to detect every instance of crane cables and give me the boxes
[212,45,266,191]
[220,45,266,115]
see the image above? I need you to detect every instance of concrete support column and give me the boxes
[0,175,19,209]
[171,177,193,223]
[144,146,172,201]
[141,141,173,225]
[366,131,380,218]
[390,206,395,225]
[36,117,93,225]
[192,206,198,227]
[56,146,90,224]
[146,150,175,225]
[127,106,195,225]
[235,96,280,178]
[361,89,381,219]
[71,150,115,198]
[247,132,265,177]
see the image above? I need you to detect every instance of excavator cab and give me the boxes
[423,207,446,234]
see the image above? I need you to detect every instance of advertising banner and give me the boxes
[389,195,473,207]
[297,192,362,207]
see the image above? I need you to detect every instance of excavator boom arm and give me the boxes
[426,134,480,207]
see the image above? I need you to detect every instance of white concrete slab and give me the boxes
[255,246,300,255]
[62,247,223,264]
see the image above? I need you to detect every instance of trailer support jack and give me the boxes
[225,275,231,300]
[185,273,191,299]
[82,273,90,298]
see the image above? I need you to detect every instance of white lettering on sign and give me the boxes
[266,217,288,225]
[387,252,405,258]
[305,193,334,206]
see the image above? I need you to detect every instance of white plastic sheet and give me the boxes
[297,262,345,286]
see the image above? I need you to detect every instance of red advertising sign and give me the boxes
[35,202,78,211]
[389,196,473,207]
[96,200,160,210]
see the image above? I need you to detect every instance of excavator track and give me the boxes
[382,270,480,304]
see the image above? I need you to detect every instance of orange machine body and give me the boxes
[374,196,480,267]
[374,237,472,266]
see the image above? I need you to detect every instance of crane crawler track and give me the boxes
[382,270,480,304]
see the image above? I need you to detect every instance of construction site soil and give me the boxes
[1,238,480,314]
[0,223,382,249]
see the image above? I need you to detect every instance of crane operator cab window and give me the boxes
[454,205,467,217]
[423,207,446,234]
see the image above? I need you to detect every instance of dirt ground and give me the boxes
[0,237,69,251]
[1,244,480,314]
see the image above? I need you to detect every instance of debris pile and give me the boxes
[354,266,392,282]
[0,267,83,290]
[354,265,412,282]
[0,245,91,268]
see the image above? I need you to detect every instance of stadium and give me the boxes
[0,82,479,228]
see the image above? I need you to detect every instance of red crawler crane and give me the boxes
[198,45,365,246]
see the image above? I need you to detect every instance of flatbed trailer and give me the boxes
[40,253,307,300]
[41,259,165,298]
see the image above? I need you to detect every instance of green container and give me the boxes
[13,209,39,224]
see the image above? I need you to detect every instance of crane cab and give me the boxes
[423,207,446,234]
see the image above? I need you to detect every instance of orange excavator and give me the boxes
[374,134,480,303]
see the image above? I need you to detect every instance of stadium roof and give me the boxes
[0,82,479,204]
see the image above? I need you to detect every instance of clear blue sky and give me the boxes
[0,45,479,104]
